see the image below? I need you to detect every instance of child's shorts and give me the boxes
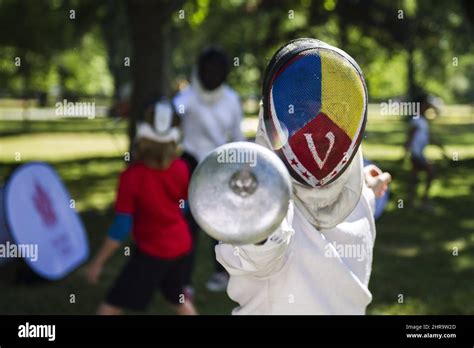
[105,247,189,311]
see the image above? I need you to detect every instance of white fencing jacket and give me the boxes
[216,185,376,315]
[173,78,244,162]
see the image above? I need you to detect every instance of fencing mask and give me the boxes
[191,47,230,104]
[257,38,368,229]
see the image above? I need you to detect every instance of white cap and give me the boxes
[136,101,180,143]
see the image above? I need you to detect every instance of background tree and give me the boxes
[125,0,184,149]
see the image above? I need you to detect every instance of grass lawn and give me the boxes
[0,111,473,315]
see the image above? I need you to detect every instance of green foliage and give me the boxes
[0,0,109,97]
[0,0,473,102]
[364,50,408,101]
[59,30,114,97]
[170,0,474,102]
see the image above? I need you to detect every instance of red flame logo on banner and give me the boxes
[32,180,57,226]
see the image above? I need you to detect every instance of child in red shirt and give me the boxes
[86,100,197,315]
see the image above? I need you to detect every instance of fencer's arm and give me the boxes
[215,201,295,279]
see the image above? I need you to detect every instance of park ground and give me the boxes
[0,106,473,314]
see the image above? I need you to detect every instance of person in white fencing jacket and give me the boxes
[173,47,245,292]
[215,39,391,314]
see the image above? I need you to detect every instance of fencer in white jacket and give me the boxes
[214,38,391,315]
[215,111,389,315]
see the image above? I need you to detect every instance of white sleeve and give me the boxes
[215,201,295,278]
[362,183,376,216]
[231,94,245,141]
[361,184,377,243]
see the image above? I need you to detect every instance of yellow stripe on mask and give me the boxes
[319,49,365,140]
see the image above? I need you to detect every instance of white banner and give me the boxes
[4,163,89,279]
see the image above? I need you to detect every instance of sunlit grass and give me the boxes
[0,133,127,162]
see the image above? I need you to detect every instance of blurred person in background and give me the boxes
[86,99,197,315]
[173,47,245,292]
[405,93,446,210]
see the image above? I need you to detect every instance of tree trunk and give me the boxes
[338,16,348,51]
[126,0,177,152]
